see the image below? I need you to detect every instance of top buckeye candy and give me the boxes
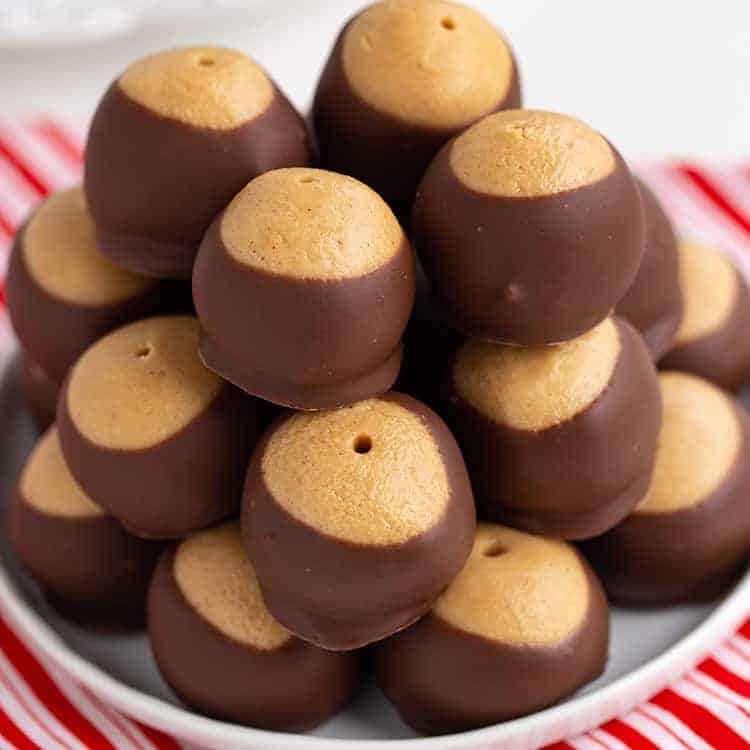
[193,168,415,410]
[413,110,645,345]
[312,0,521,221]
[84,46,311,279]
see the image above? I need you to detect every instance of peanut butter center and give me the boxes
[20,428,103,519]
[453,317,620,431]
[261,398,449,545]
[24,187,153,306]
[221,168,404,280]
[67,316,222,450]
[342,0,514,129]
[451,110,616,198]
[175,523,290,650]
[434,524,590,646]
[674,240,739,345]
[119,46,274,130]
[637,372,741,514]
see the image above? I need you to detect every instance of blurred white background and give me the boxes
[0,0,749,159]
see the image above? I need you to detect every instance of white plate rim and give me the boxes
[0,554,748,749]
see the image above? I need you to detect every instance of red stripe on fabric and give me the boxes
[739,619,750,640]
[634,706,694,749]
[542,742,577,750]
[0,135,50,197]
[0,704,42,750]
[686,675,750,720]
[727,639,750,664]
[0,616,115,750]
[0,210,15,239]
[30,119,84,169]
[652,688,748,749]
[0,667,75,750]
[601,718,659,750]
[135,721,182,750]
[700,658,750,698]
[676,164,750,239]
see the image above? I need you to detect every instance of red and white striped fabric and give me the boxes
[0,117,748,750]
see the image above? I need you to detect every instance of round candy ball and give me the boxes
[57,316,263,538]
[6,186,171,383]
[373,524,609,734]
[413,110,645,344]
[615,179,682,359]
[148,522,358,731]
[313,0,521,221]
[584,372,750,605]
[242,392,476,650]
[8,427,162,625]
[659,240,750,391]
[85,46,311,278]
[444,316,661,539]
[194,168,415,410]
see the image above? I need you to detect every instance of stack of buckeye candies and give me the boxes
[6,0,750,738]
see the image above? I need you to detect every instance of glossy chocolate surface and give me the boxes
[583,403,750,606]
[58,381,261,538]
[615,179,682,359]
[6,219,179,383]
[8,489,162,625]
[659,268,750,392]
[85,84,311,278]
[413,144,644,345]
[148,548,359,731]
[373,558,608,734]
[312,17,521,222]
[16,353,60,433]
[444,319,661,539]
[194,220,415,410]
[242,392,476,650]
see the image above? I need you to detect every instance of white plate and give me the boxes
[0,352,749,750]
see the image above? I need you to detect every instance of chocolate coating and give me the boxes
[57,318,263,538]
[373,527,609,734]
[8,429,162,624]
[6,199,179,384]
[193,170,415,410]
[242,392,476,650]
[615,179,682,359]
[396,262,464,408]
[444,318,661,539]
[85,53,311,279]
[16,353,60,433]
[659,245,750,392]
[148,536,358,731]
[583,377,750,606]
[312,2,521,221]
[413,112,644,345]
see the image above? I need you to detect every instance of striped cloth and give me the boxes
[0,118,748,750]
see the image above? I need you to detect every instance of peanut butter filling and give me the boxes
[24,187,152,306]
[67,316,222,450]
[674,240,739,345]
[174,523,291,650]
[221,168,404,280]
[343,0,514,129]
[21,428,103,519]
[434,524,589,646]
[119,46,274,130]
[637,372,741,514]
[261,398,449,545]
[451,110,616,198]
[453,317,620,431]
